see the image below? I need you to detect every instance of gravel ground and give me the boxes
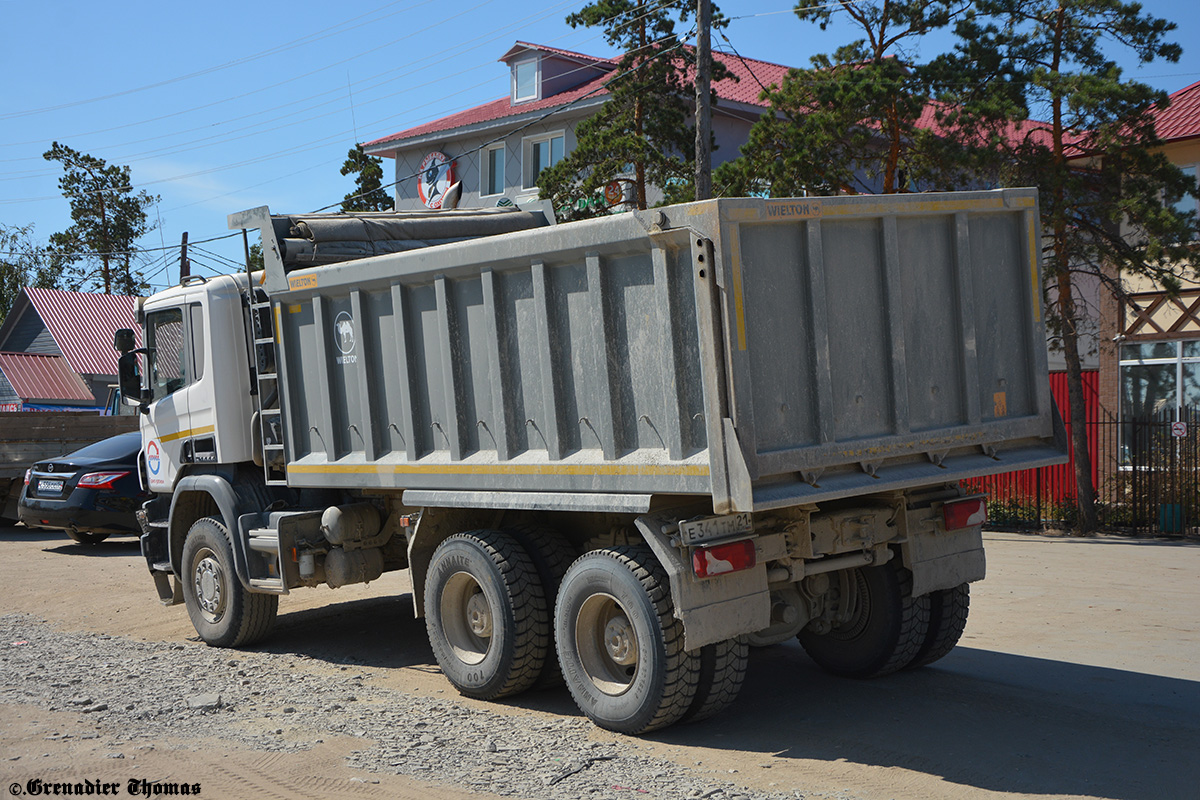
[0,613,823,800]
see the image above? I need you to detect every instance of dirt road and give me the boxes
[1,525,1197,800]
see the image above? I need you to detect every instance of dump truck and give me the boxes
[119,191,1066,734]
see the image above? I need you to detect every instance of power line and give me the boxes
[0,0,430,122]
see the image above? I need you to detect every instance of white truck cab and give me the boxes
[135,275,256,492]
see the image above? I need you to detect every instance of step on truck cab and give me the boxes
[119,192,1066,734]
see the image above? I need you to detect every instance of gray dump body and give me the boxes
[253,190,1064,514]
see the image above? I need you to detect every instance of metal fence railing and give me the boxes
[965,409,1200,536]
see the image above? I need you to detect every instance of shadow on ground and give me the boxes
[246,591,1197,800]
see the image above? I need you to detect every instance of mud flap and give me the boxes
[635,514,770,651]
[906,526,986,597]
[152,571,183,606]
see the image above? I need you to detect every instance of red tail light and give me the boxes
[692,539,757,578]
[23,468,31,486]
[943,498,987,530]
[77,471,130,490]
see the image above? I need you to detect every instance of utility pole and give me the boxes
[179,232,190,282]
[694,0,713,200]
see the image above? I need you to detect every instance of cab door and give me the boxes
[142,306,194,492]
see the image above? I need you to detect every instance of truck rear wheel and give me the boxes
[181,516,277,648]
[907,582,970,669]
[555,547,699,734]
[798,556,929,678]
[504,524,577,688]
[682,636,749,723]
[424,530,549,700]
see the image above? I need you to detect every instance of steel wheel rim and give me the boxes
[829,569,870,640]
[192,546,227,624]
[575,592,638,696]
[440,570,491,665]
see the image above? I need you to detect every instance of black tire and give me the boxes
[798,556,930,678]
[907,583,970,669]
[555,546,699,735]
[682,636,749,723]
[66,530,110,545]
[424,530,549,700]
[504,524,577,688]
[181,516,278,648]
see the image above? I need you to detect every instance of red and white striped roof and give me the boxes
[0,352,93,403]
[22,287,138,377]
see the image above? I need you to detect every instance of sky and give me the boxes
[3,0,1199,293]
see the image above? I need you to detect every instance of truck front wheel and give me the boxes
[181,516,277,647]
[424,530,549,700]
[798,556,929,678]
[555,547,699,734]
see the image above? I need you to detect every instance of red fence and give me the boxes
[965,370,1098,506]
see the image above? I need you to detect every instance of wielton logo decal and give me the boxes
[334,311,357,365]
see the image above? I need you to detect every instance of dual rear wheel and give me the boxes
[425,537,747,734]
[798,553,969,677]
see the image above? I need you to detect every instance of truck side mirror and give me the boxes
[118,350,149,411]
[114,328,137,355]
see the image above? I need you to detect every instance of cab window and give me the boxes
[147,308,187,401]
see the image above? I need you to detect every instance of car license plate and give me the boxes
[678,512,753,545]
[37,479,65,496]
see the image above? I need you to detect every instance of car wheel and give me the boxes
[67,530,110,545]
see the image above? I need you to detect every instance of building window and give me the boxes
[513,58,538,103]
[1119,340,1200,463]
[1171,164,1198,219]
[524,133,564,190]
[482,145,505,197]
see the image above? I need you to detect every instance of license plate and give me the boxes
[37,479,65,495]
[678,512,753,546]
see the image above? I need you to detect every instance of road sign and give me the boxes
[1172,420,1188,438]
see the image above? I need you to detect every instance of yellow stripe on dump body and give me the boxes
[286,462,711,478]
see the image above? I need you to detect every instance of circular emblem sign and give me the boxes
[418,151,455,209]
[334,311,356,356]
[604,180,623,206]
[147,440,161,476]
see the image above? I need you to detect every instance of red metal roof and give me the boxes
[0,352,93,403]
[1155,80,1200,143]
[22,287,138,377]
[500,41,616,66]
[364,45,791,150]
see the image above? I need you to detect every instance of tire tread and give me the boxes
[586,546,699,734]
[683,637,749,723]
[429,530,549,700]
[504,524,576,688]
[907,583,969,669]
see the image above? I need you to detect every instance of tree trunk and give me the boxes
[1047,2,1097,533]
[1056,273,1099,533]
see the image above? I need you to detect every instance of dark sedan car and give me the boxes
[18,431,148,545]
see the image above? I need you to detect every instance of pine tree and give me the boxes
[938,0,1200,532]
[715,0,965,198]
[340,146,393,212]
[42,143,159,296]
[538,0,727,220]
